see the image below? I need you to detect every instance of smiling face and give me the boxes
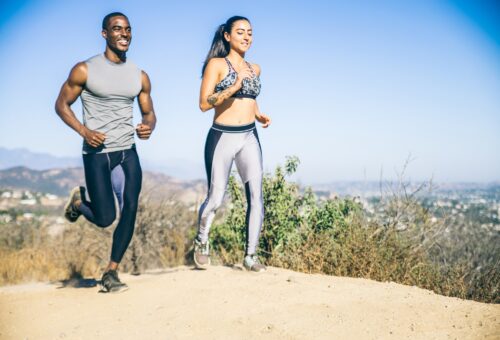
[224,20,253,54]
[102,16,132,53]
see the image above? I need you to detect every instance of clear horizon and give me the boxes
[0,0,499,183]
[2,146,500,185]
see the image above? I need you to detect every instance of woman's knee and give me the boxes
[204,191,225,213]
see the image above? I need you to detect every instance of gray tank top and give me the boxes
[81,54,142,154]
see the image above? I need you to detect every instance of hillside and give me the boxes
[0,166,206,203]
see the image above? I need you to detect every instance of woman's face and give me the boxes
[225,20,253,53]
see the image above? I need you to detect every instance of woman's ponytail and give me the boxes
[201,16,250,77]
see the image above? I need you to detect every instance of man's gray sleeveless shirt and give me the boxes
[81,54,142,154]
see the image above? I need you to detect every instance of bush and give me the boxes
[210,157,497,303]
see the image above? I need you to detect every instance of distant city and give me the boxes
[1,164,499,236]
[1,146,499,235]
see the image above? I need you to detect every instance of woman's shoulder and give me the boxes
[247,62,261,76]
[207,57,227,67]
[205,58,228,74]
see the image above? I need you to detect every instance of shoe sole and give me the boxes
[243,265,267,273]
[98,286,129,294]
[193,257,210,270]
[64,186,81,223]
[99,282,129,293]
[109,285,129,293]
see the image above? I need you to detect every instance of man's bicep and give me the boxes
[138,71,154,113]
[59,63,86,103]
[141,71,152,94]
[60,80,83,105]
[138,91,153,114]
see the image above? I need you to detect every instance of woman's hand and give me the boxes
[255,112,271,128]
[234,66,254,90]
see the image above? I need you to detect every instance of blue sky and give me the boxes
[0,0,499,183]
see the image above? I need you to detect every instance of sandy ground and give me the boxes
[0,265,498,340]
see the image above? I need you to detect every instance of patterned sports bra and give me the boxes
[214,57,261,99]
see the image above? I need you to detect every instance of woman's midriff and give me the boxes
[214,98,256,126]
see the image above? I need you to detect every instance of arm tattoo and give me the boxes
[207,87,235,107]
[207,94,218,106]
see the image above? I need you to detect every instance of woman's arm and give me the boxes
[252,65,271,128]
[254,101,271,128]
[199,58,252,112]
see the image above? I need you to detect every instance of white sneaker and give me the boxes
[243,254,266,272]
[193,239,210,269]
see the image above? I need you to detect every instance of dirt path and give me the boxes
[0,266,498,339]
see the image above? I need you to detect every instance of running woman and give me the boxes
[195,16,271,272]
[55,12,157,292]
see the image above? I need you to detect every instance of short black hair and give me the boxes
[102,12,129,30]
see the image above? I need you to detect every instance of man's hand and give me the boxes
[82,128,106,147]
[136,123,152,139]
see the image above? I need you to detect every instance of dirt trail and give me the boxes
[0,266,498,339]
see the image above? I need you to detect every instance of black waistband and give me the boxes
[211,122,256,133]
[232,93,257,99]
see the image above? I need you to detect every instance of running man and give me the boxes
[55,12,156,292]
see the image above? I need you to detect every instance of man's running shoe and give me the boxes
[193,238,210,269]
[64,186,83,223]
[100,270,128,293]
[243,254,266,272]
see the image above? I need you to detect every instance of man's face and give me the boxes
[102,16,132,53]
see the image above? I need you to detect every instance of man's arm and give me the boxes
[54,62,106,147]
[136,71,156,140]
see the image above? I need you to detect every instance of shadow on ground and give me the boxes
[57,277,98,289]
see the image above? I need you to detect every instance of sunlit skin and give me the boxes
[54,15,157,272]
[199,20,271,128]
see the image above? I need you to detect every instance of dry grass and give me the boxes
[0,176,497,304]
[0,192,197,285]
[268,220,470,300]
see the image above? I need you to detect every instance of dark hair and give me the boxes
[201,16,250,76]
[102,12,129,30]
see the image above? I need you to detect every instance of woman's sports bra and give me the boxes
[213,57,261,99]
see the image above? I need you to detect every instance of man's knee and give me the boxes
[94,211,116,228]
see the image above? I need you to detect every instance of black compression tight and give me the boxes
[79,148,142,263]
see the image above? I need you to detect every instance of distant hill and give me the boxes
[313,180,500,197]
[2,148,497,199]
[0,166,83,195]
[0,147,81,170]
[0,166,206,203]
[0,147,204,180]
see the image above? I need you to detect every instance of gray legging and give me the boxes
[197,122,264,255]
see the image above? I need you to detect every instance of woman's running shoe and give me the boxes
[193,239,211,269]
[243,254,266,272]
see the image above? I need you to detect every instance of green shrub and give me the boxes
[210,157,497,303]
